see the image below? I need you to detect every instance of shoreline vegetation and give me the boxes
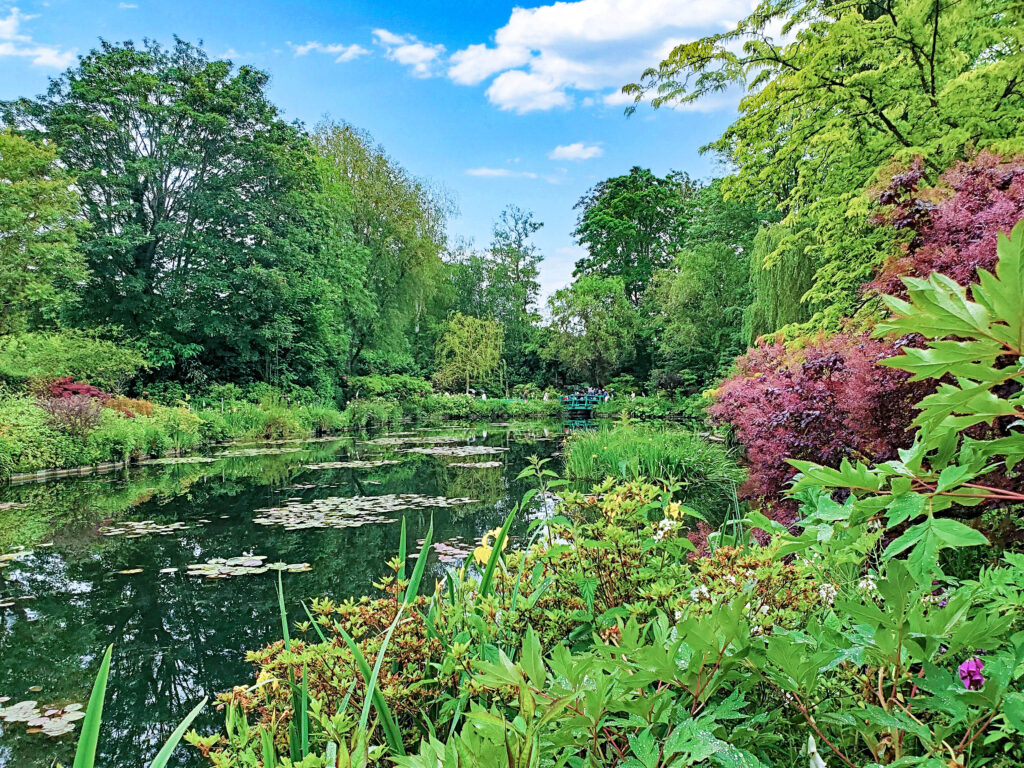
[1,2,1023,766]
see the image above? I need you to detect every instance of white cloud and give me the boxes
[0,7,75,68]
[118,2,138,8]
[446,0,750,113]
[289,40,369,63]
[549,141,603,160]
[373,28,445,78]
[448,43,530,85]
[465,167,538,179]
[487,69,568,113]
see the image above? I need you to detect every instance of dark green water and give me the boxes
[0,422,561,768]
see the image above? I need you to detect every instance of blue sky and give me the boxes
[0,0,747,299]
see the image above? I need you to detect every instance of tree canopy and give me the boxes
[0,130,84,334]
[627,0,1024,327]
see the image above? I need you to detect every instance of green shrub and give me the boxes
[348,374,433,401]
[343,398,402,429]
[0,330,147,391]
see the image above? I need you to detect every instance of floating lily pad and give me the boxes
[148,456,220,465]
[362,435,466,446]
[0,699,85,738]
[186,554,309,579]
[447,461,503,469]
[215,447,306,458]
[404,445,508,457]
[303,460,400,470]
[100,520,193,537]
[253,493,477,531]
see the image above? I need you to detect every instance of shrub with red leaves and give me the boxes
[870,152,1024,296]
[710,334,928,524]
[46,377,110,401]
[38,394,106,438]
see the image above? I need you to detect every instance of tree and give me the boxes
[433,313,503,394]
[546,276,638,386]
[2,39,315,385]
[648,242,750,390]
[487,205,543,384]
[742,224,817,344]
[0,130,85,334]
[573,168,695,305]
[310,121,449,374]
[626,0,1024,327]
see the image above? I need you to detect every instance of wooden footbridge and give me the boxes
[560,392,604,414]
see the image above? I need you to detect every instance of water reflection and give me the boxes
[0,423,560,768]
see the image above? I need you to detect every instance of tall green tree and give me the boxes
[486,205,543,384]
[0,130,84,334]
[573,168,695,305]
[3,39,314,385]
[433,313,503,394]
[311,121,449,374]
[626,0,1024,327]
[546,275,638,386]
[647,243,749,390]
[742,224,817,344]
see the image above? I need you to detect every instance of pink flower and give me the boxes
[958,658,985,690]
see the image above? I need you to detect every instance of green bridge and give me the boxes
[560,392,604,412]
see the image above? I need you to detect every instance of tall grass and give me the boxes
[563,424,744,522]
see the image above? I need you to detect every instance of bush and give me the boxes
[870,152,1024,298]
[0,330,146,391]
[45,377,110,400]
[104,396,155,418]
[710,333,928,523]
[0,394,83,472]
[343,398,402,429]
[37,394,106,439]
[347,374,433,401]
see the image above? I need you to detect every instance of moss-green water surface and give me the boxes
[0,422,561,768]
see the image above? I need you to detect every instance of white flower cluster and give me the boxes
[857,574,877,593]
[690,584,711,602]
[818,583,838,605]
[653,518,678,541]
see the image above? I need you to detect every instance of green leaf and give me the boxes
[73,644,113,768]
[929,518,989,548]
[479,506,516,598]
[404,517,433,606]
[148,697,208,768]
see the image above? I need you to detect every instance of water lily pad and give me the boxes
[186,554,306,579]
[253,494,477,531]
[447,461,503,469]
[100,519,193,537]
[303,460,400,470]
[404,445,508,457]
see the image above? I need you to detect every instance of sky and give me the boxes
[0,0,748,300]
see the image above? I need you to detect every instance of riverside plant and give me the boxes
[185,225,1024,768]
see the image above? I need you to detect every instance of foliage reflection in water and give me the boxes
[0,422,560,768]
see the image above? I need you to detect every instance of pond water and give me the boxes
[0,422,563,768]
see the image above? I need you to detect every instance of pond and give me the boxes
[0,421,563,768]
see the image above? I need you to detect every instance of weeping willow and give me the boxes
[742,224,817,345]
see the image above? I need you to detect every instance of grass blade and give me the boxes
[479,506,517,598]
[398,516,408,583]
[277,571,291,650]
[359,606,405,730]
[403,516,433,606]
[73,644,113,768]
[148,697,208,768]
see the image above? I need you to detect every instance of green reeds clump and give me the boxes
[563,424,744,522]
